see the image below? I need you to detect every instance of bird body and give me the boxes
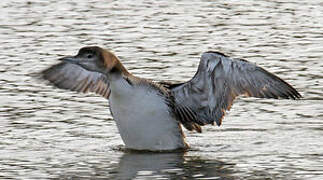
[109,76,187,151]
[42,46,301,151]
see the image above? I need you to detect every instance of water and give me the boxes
[1,0,322,179]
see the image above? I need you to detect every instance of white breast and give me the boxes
[108,78,187,151]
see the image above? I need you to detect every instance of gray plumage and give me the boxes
[42,48,301,133]
[42,61,111,98]
[170,51,301,127]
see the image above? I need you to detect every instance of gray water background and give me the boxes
[0,0,322,179]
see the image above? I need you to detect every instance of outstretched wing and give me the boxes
[170,51,301,127]
[42,62,110,98]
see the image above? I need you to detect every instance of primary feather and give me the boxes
[170,51,301,126]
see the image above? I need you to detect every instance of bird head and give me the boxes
[60,46,129,76]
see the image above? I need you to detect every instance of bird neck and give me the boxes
[101,50,131,77]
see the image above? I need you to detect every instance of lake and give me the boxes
[0,0,322,179]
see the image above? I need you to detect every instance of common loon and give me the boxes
[42,46,301,151]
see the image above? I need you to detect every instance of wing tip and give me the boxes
[289,90,302,100]
[278,84,302,100]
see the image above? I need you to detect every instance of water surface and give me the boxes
[0,0,322,179]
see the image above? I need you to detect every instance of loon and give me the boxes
[42,46,301,151]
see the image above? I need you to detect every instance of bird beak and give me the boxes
[59,56,80,64]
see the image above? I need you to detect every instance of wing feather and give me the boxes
[171,52,301,127]
[42,62,110,98]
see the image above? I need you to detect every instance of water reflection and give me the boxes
[50,152,236,179]
[51,150,294,179]
[110,152,236,179]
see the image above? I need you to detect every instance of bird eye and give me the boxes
[87,54,93,59]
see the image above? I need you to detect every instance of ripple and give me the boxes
[1,0,323,179]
